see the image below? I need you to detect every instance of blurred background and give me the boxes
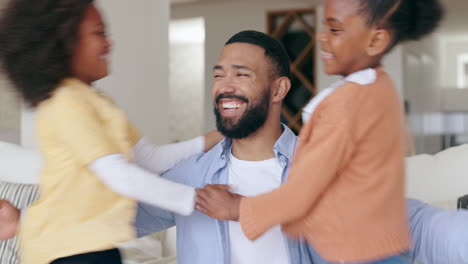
[1,0,467,155]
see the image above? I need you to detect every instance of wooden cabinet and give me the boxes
[267,8,317,134]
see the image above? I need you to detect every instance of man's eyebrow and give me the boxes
[213,65,253,71]
[232,65,253,71]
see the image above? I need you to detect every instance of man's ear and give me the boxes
[366,29,392,56]
[272,77,291,103]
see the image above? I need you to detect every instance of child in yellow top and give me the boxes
[195,0,444,263]
[0,0,221,263]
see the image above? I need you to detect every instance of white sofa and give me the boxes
[2,140,468,263]
[0,141,177,264]
[405,143,468,209]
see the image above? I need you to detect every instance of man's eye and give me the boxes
[238,73,250,77]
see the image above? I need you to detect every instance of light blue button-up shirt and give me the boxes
[407,199,468,264]
[135,125,326,264]
[135,125,468,264]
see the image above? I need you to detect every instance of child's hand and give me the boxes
[0,200,20,240]
[195,185,242,221]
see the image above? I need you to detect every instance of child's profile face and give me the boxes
[318,0,374,76]
[71,4,111,84]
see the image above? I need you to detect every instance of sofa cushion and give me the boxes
[0,141,41,184]
[117,232,177,264]
[406,144,468,203]
[0,181,39,264]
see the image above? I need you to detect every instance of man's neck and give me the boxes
[230,120,282,161]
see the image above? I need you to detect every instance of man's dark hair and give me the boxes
[0,0,94,107]
[225,30,291,79]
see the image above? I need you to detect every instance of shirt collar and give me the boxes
[344,67,377,85]
[273,124,297,161]
[217,124,297,162]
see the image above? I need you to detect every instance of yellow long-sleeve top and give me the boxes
[20,78,142,264]
[240,67,410,262]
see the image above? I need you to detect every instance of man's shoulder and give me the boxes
[177,140,224,168]
[168,152,206,171]
[162,140,226,184]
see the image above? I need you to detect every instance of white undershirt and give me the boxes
[228,153,289,264]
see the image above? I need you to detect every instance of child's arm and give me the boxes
[239,105,355,241]
[89,154,196,216]
[133,130,223,174]
[0,200,20,240]
[195,115,354,238]
[47,92,199,216]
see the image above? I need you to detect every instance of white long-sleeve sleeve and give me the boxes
[89,154,195,216]
[133,136,204,174]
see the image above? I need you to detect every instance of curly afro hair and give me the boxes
[0,0,94,107]
[358,0,444,49]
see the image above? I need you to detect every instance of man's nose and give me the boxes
[218,78,237,94]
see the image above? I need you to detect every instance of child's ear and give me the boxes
[366,29,392,56]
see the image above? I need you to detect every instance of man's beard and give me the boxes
[214,90,270,139]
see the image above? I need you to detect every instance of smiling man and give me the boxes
[213,61,271,140]
[136,30,318,264]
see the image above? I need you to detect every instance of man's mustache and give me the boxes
[215,94,249,104]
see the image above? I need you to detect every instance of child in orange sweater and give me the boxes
[196,0,444,263]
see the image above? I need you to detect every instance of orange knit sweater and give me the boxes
[240,67,410,262]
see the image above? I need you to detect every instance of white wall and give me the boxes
[403,34,442,113]
[442,89,468,112]
[169,18,205,142]
[438,38,468,112]
[96,0,170,145]
[401,34,443,155]
[20,106,36,147]
[19,0,171,147]
[0,0,20,144]
[0,78,20,144]
[441,39,468,89]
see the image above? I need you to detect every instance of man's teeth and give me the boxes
[222,103,242,109]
